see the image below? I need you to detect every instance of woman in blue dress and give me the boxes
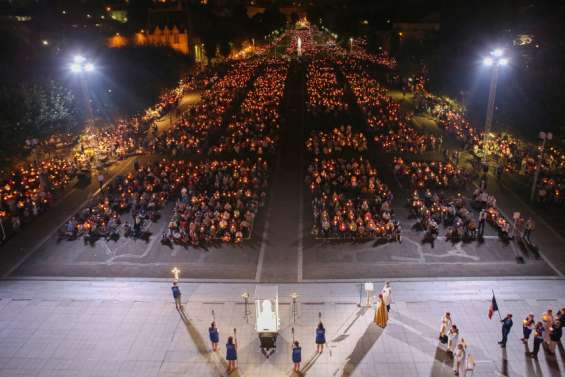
[292,341,302,372]
[226,335,238,373]
[209,322,219,352]
[315,322,326,353]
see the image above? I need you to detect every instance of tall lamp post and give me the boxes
[530,131,553,202]
[70,55,96,124]
[481,48,509,167]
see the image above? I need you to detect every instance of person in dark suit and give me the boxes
[209,322,219,352]
[315,322,326,353]
[292,341,302,372]
[498,314,513,347]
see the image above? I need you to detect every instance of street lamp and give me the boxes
[530,131,553,201]
[69,54,96,123]
[481,48,509,166]
[70,55,95,73]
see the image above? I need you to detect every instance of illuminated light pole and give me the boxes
[530,131,553,202]
[349,37,353,53]
[481,48,509,167]
[69,55,96,124]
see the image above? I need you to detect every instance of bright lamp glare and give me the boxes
[483,57,494,66]
[498,58,509,66]
[84,63,94,72]
[492,48,503,57]
[73,55,86,64]
[70,63,82,73]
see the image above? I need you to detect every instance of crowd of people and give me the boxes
[155,60,262,155]
[305,126,367,156]
[306,157,398,240]
[162,158,269,245]
[338,57,441,154]
[393,157,472,190]
[417,94,565,206]
[60,161,170,243]
[210,60,288,156]
[1,158,78,233]
[306,58,348,116]
[0,66,204,240]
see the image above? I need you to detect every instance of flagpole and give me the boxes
[492,290,502,321]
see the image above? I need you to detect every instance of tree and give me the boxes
[0,81,77,152]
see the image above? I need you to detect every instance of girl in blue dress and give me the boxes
[226,335,238,373]
[316,322,326,353]
[209,322,219,352]
[292,341,302,372]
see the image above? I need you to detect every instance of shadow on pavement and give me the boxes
[340,323,383,377]
[178,308,233,376]
[299,352,321,375]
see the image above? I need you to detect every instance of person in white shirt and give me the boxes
[381,282,392,312]
[453,343,466,376]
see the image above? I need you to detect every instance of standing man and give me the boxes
[171,281,182,310]
[382,282,392,312]
[478,209,487,238]
[97,172,105,190]
[498,314,513,348]
[524,217,535,241]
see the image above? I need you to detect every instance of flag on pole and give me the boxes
[488,293,499,320]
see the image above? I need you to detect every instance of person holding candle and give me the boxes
[521,314,535,342]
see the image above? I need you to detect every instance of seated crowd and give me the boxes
[155,59,262,155]
[0,67,201,238]
[61,161,170,242]
[306,158,398,240]
[305,126,367,156]
[393,157,472,189]
[163,158,269,245]
[306,59,348,116]
[338,57,441,154]
[210,60,288,156]
[1,158,78,232]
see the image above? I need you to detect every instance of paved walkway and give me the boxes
[0,279,563,377]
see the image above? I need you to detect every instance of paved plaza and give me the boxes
[0,279,564,377]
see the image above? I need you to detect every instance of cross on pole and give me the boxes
[171,267,180,281]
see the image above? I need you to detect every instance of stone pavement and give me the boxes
[0,279,563,377]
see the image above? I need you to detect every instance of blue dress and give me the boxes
[316,328,326,344]
[226,343,237,361]
[292,346,302,363]
[209,327,219,343]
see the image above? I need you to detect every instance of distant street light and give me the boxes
[70,55,95,74]
[481,48,509,166]
[530,132,553,201]
[69,54,96,123]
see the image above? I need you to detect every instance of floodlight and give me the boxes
[73,55,86,64]
[70,63,82,73]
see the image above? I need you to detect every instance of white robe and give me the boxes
[382,286,391,306]
[454,348,466,376]
[448,331,459,353]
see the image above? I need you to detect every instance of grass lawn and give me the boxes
[411,115,440,134]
